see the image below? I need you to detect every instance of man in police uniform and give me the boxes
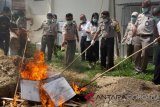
[0,7,11,55]
[91,11,121,70]
[62,13,79,66]
[152,6,160,84]
[35,13,58,61]
[133,0,155,73]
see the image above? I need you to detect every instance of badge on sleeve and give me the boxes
[145,21,149,26]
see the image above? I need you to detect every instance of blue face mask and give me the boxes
[131,17,137,23]
[153,16,160,23]
[92,18,98,23]
[142,8,149,14]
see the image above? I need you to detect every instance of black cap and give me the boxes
[101,11,110,17]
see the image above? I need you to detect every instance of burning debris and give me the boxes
[20,51,76,107]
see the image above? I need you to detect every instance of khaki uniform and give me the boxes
[98,19,117,69]
[134,13,155,72]
[41,21,58,61]
[62,22,78,66]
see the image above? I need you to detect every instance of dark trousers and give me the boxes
[41,35,55,61]
[0,32,10,55]
[127,44,134,57]
[86,41,99,63]
[18,31,27,56]
[101,38,114,69]
[80,36,87,60]
[153,50,160,84]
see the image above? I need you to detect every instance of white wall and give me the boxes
[52,0,109,24]
[25,0,51,43]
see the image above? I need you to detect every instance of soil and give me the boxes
[0,55,18,98]
[82,76,160,107]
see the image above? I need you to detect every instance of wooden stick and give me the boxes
[13,27,31,105]
[81,37,160,89]
[1,97,25,102]
[60,34,102,74]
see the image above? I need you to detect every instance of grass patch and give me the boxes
[49,51,155,82]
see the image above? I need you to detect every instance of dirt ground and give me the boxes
[82,76,160,107]
[0,55,18,98]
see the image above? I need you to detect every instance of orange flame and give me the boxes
[39,84,54,107]
[72,83,87,94]
[21,51,48,80]
[58,97,64,107]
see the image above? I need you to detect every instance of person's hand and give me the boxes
[91,40,95,45]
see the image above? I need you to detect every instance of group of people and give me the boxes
[122,0,160,84]
[0,0,160,85]
[60,0,160,85]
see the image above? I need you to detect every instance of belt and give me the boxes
[137,34,153,37]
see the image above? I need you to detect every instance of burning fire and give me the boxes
[21,51,48,80]
[39,84,54,107]
[72,83,87,94]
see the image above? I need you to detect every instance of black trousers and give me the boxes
[80,36,87,60]
[153,50,160,84]
[101,38,114,69]
[41,35,55,61]
[0,32,10,55]
[86,41,99,62]
[127,44,134,57]
[18,31,27,56]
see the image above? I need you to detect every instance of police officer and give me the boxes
[91,11,120,70]
[133,0,155,73]
[62,13,79,66]
[122,12,138,57]
[152,6,160,85]
[0,7,11,55]
[35,13,58,61]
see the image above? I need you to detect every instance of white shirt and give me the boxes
[79,21,88,37]
[85,21,98,41]
[157,21,160,35]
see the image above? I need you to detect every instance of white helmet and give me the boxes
[131,12,138,17]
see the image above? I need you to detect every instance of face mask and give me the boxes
[142,8,149,14]
[92,18,98,23]
[67,21,72,24]
[53,19,57,22]
[154,16,160,23]
[47,19,52,23]
[103,18,108,22]
[131,17,137,23]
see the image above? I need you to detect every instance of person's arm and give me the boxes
[121,24,129,43]
[62,24,67,47]
[78,23,82,31]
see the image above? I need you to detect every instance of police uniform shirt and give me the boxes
[98,19,116,39]
[41,21,58,36]
[0,15,10,32]
[85,21,98,41]
[62,22,77,41]
[135,13,154,35]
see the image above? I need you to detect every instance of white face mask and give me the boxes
[67,21,72,24]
